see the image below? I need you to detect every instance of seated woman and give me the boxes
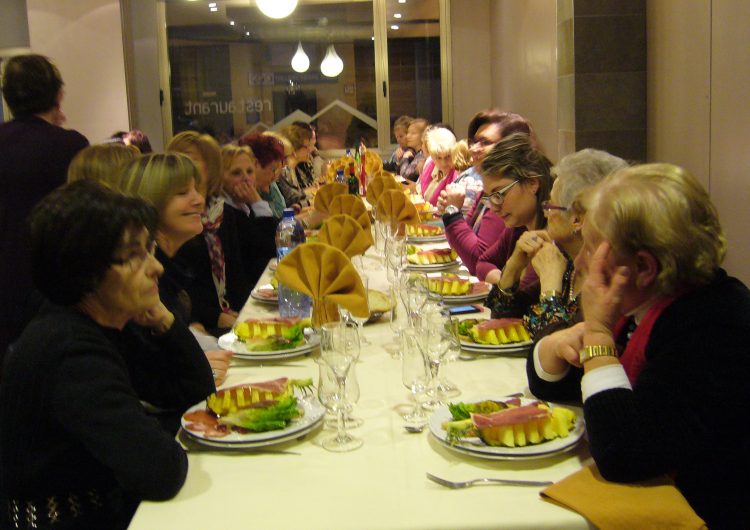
[66,143,139,185]
[438,110,534,275]
[399,118,429,182]
[486,148,627,337]
[115,153,233,384]
[277,124,314,211]
[383,115,413,172]
[531,164,750,527]
[220,144,278,287]
[471,133,553,290]
[0,181,214,530]
[418,126,458,206]
[238,132,288,219]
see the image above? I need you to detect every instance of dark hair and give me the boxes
[238,133,286,168]
[1,54,63,117]
[466,109,532,143]
[481,132,553,228]
[125,130,153,154]
[30,181,158,306]
[291,121,313,133]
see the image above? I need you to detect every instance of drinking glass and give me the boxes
[436,315,462,398]
[348,274,371,345]
[317,358,363,429]
[399,272,428,329]
[319,322,363,452]
[400,328,429,426]
[416,307,454,410]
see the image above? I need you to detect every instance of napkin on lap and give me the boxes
[328,194,371,232]
[375,190,420,226]
[366,174,402,207]
[275,242,369,327]
[314,183,348,213]
[318,214,373,257]
[541,464,706,530]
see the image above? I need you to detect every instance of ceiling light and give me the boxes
[320,44,344,77]
[210,6,218,11]
[229,20,235,25]
[208,2,216,6]
[394,13,402,19]
[257,0,298,19]
[291,41,310,73]
[390,25,399,30]
[399,0,406,3]
[246,31,250,36]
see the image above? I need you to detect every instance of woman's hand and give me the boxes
[134,301,175,334]
[538,322,586,373]
[498,230,551,288]
[290,203,302,214]
[233,180,262,205]
[205,350,233,386]
[531,242,568,293]
[581,241,630,338]
[437,186,465,214]
[217,310,238,330]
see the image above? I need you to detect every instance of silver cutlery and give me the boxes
[426,472,552,489]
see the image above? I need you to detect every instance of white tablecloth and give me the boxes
[129,253,590,530]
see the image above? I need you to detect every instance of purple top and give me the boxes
[444,207,506,276]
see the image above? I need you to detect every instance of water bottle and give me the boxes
[335,168,346,184]
[275,208,311,318]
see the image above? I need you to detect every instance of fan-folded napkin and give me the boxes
[366,174,402,207]
[375,189,420,226]
[327,194,371,232]
[318,214,372,257]
[314,183,348,213]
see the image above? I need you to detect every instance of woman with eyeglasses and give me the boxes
[0,181,214,530]
[484,149,627,336]
[438,110,533,275]
[472,133,552,294]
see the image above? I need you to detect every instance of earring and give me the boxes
[573,227,582,237]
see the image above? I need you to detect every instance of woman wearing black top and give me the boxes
[0,181,214,529]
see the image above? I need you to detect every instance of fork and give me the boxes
[426,472,552,489]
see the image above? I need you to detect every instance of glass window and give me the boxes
[164,0,443,151]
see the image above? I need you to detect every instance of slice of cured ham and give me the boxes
[471,403,549,429]
[475,318,523,332]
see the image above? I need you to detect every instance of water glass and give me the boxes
[317,358,362,429]
[416,307,454,410]
[400,329,429,426]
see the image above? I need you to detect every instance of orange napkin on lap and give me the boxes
[275,242,369,327]
[318,214,372,257]
[541,464,706,530]
[375,190,420,226]
[328,194,371,232]
[366,174,402,207]
[314,183,349,213]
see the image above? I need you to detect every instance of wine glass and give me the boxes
[416,306,454,410]
[317,358,363,429]
[436,314,462,398]
[400,328,429,427]
[399,272,428,329]
[319,322,363,452]
[348,274,371,346]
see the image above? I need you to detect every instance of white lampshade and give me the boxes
[320,44,344,77]
[291,41,310,73]
[257,0,297,19]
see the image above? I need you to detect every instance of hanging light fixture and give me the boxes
[291,41,310,73]
[320,44,344,77]
[256,0,297,19]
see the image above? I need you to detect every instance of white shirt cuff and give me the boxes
[581,364,632,402]
[250,200,273,217]
[533,337,570,382]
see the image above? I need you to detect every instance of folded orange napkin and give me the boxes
[314,182,349,213]
[366,174,402,207]
[318,214,372,257]
[328,194,371,232]
[375,189,420,226]
[361,149,383,175]
[541,464,706,530]
[275,242,369,327]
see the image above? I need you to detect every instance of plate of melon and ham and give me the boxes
[218,316,318,360]
[406,247,460,271]
[425,273,490,303]
[457,318,532,354]
[406,222,446,243]
[429,396,584,460]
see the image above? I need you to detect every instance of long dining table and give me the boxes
[129,249,591,530]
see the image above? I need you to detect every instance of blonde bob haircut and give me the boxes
[220,144,256,174]
[67,143,139,185]
[424,126,456,158]
[451,140,472,173]
[167,131,222,198]
[114,153,199,217]
[586,163,726,295]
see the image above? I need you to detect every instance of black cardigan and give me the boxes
[0,304,214,529]
[527,270,750,528]
[227,202,278,289]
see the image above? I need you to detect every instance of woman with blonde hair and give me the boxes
[167,131,222,197]
[531,163,750,527]
[67,143,139,185]
[277,124,313,211]
[418,126,458,205]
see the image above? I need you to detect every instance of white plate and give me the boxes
[407,233,447,244]
[406,260,460,271]
[459,339,533,356]
[250,284,278,305]
[427,278,491,304]
[429,398,585,460]
[181,397,326,448]
[218,332,318,361]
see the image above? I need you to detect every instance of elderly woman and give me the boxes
[115,153,233,384]
[277,124,314,211]
[418,126,458,206]
[239,133,288,218]
[472,133,553,288]
[0,181,214,529]
[66,143,139,184]
[485,148,627,336]
[531,164,750,527]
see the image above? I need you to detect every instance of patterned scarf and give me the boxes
[201,196,231,312]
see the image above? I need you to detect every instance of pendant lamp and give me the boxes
[257,0,297,19]
[320,44,344,77]
[291,41,310,73]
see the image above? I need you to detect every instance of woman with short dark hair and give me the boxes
[0,181,214,530]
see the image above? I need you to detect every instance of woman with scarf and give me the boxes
[529,164,750,527]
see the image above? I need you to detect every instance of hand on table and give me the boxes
[538,322,586,372]
[205,350,234,386]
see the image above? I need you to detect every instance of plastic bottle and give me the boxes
[335,168,346,184]
[275,208,311,318]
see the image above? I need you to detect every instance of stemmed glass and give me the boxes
[437,315,462,398]
[416,305,454,410]
[401,328,429,427]
[399,273,428,329]
[319,322,363,452]
[317,357,363,429]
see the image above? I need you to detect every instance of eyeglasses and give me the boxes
[481,179,520,207]
[111,240,157,271]
[470,137,495,148]
[541,200,569,217]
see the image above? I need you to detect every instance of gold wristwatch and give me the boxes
[579,344,618,364]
